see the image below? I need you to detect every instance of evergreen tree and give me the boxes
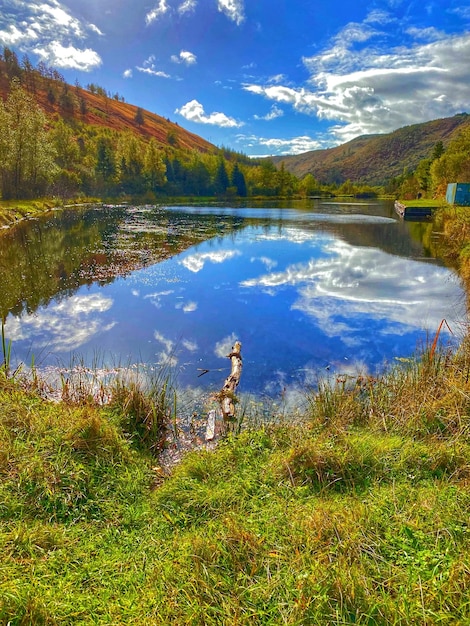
[95,136,116,183]
[214,159,229,195]
[134,107,144,126]
[231,163,247,197]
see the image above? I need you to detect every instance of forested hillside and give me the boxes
[271,115,470,186]
[0,47,298,200]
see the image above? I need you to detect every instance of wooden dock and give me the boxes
[394,201,434,221]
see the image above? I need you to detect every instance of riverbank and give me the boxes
[2,337,470,623]
[1,198,470,624]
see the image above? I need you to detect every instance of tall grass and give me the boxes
[1,334,470,623]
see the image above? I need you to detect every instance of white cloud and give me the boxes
[178,0,197,14]
[267,73,288,84]
[145,0,244,25]
[34,42,101,71]
[217,0,245,25]
[171,50,197,65]
[136,54,171,78]
[175,99,243,127]
[182,339,198,351]
[180,249,242,273]
[153,330,178,365]
[146,0,170,25]
[237,133,323,155]
[123,68,133,78]
[0,0,102,71]
[88,23,103,36]
[251,256,278,270]
[244,12,470,145]
[254,105,284,121]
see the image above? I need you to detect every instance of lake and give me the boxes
[1,199,466,403]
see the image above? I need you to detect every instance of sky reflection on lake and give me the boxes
[4,203,466,398]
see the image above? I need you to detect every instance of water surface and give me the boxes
[1,200,465,398]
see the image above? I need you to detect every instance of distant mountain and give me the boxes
[0,58,215,154]
[271,114,470,185]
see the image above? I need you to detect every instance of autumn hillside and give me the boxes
[271,114,470,185]
[0,58,215,154]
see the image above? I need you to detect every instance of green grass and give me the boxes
[0,199,58,227]
[399,198,445,208]
[1,339,470,624]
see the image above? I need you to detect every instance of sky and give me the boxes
[1,0,470,157]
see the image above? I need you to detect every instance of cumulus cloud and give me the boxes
[217,0,245,25]
[254,105,284,121]
[178,0,197,14]
[244,11,470,145]
[171,50,197,65]
[123,68,133,78]
[136,54,171,78]
[34,42,101,71]
[146,0,244,24]
[146,0,170,25]
[0,0,102,71]
[237,133,323,155]
[175,99,243,127]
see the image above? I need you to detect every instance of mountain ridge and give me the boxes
[270,114,470,185]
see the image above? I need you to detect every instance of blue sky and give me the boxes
[1,0,470,156]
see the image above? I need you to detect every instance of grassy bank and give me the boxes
[0,199,59,228]
[2,336,470,623]
[434,204,470,285]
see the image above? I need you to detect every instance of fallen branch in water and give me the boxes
[206,341,242,440]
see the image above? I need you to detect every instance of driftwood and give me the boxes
[205,341,243,440]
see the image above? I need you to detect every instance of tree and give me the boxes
[299,173,320,197]
[432,141,444,161]
[0,79,56,199]
[58,85,76,114]
[51,119,80,170]
[143,139,167,190]
[134,107,144,126]
[231,163,247,197]
[116,132,145,194]
[95,136,116,186]
[214,159,229,195]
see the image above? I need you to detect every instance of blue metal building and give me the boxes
[446,183,470,206]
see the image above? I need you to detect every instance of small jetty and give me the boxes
[394,201,434,221]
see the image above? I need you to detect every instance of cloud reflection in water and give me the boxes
[180,249,242,273]
[242,238,465,341]
[5,294,115,353]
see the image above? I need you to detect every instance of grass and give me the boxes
[1,335,470,624]
[399,198,446,208]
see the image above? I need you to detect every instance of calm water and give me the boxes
[1,200,466,398]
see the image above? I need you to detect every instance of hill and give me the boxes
[271,114,470,185]
[0,56,215,154]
